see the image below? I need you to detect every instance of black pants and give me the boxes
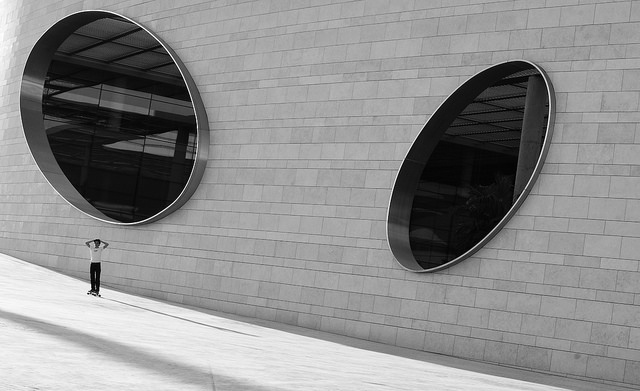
[90,262,101,293]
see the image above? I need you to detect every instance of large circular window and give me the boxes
[388,61,555,272]
[20,11,209,225]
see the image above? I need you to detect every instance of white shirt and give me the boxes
[88,243,104,262]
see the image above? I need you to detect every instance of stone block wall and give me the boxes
[1,0,640,387]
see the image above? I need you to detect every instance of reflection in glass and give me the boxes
[397,64,552,271]
[42,15,197,223]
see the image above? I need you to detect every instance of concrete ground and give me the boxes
[0,253,635,391]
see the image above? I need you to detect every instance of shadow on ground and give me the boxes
[0,308,282,391]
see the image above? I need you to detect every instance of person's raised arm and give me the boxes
[85,240,92,247]
[102,241,109,249]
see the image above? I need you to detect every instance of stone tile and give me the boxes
[590,323,630,348]
[559,286,596,301]
[586,70,624,92]
[488,310,522,333]
[613,145,640,164]
[586,356,626,383]
[537,174,574,195]
[388,278,418,299]
[602,91,639,112]
[537,336,571,351]
[548,232,585,255]
[496,10,528,30]
[566,92,603,112]
[630,328,640,349]
[588,198,626,220]
[575,299,613,323]
[510,262,545,284]
[509,29,542,49]
[544,264,580,287]
[521,314,556,338]
[622,69,640,91]
[453,336,485,360]
[612,304,640,326]
[600,257,638,272]
[423,331,454,356]
[616,271,640,294]
[466,12,497,33]
[514,230,550,253]
[428,303,459,324]
[516,346,552,371]
[620,237,640,259]
[594,1,632,24]
[438,15,468,35]
[457,306,490,328]
[552,196,590,218]
[560,4,595,26]
[540,296,576,319]
[506,292,541,315]
[579,267,618,291]
[444,285,476,307]
[478,31,511,51]
[528,7,561,28]
[583,235,622,258]
[576,24,611,46]
[484,341,519,365]
[624,360,640,386]
[541,26,575,48]
[399,298,428,320]
[416,282,446,303]
[395,327,425,350]
[555,319,592,343]
[551,350,588,377]
[475,288,509,311]
[573,175,610,197]
[596,291,635,305]
[577,144,616,165]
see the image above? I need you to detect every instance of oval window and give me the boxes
[387,61,555,272]
[20,11,209,225]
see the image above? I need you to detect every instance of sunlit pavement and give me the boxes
[0,253,634,391]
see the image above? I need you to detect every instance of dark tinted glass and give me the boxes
[409,68,549,269]
[43,16,196,223]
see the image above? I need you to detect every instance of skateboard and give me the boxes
[87,290,101,297]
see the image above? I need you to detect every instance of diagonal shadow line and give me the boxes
[103,297,258,337]
[0,308,283,391]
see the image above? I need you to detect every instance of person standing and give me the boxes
[85,238,109,297]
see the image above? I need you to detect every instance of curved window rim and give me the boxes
[387,60,556,273]
[20,10,209,226]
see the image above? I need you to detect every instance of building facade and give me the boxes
[1,0,640,387]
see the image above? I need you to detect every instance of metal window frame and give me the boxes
[386,60,556,272]
[20,10,209,225]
